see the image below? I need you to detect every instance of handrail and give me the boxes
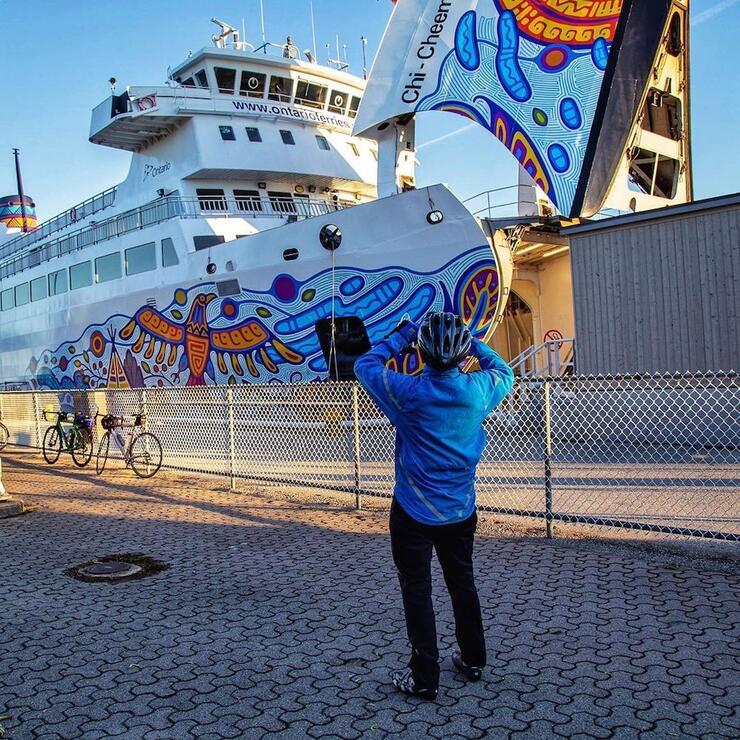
[0,195,344,282]
[0,187,117,262]
[510,338,576,377]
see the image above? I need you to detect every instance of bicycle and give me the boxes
[42,410,95,467]
[0,420,8,451]
[96,412,162,478]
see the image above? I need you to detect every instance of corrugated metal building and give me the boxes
[565,193,739,374]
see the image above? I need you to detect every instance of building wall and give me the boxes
[570,201,739,373]
[536,253,575,343]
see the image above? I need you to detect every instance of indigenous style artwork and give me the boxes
[354,0,662,217]
[30,246,500,389]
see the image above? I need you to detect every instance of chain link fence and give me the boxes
[0,372,737,543]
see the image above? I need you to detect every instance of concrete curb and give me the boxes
[0,499,25,519]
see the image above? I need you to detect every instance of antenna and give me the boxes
[211,18,239,48]
[309,0,317,62]
[12,148,29,234]
[361,36,368,80]
[259,0,266,51]
[241,18,246,50]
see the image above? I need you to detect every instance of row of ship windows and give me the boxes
[0,240,180,312]
[218,125,368,158]
[177,68,361,118]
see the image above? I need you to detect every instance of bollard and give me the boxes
[543,379,554,539]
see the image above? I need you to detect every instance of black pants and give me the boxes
[389,499,486,691]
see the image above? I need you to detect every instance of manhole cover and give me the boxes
[66,553,168,584]
[78,561,143,579]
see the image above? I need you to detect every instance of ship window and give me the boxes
[347,95,361,119]
[48,268,68,296]
[1,288,13,311]
[15,282,30,307]
[268,191,296,214]
[181,77,196,88]
[125,242,156,275]
[196,188,227,211]
[371,148,378,161]
[95,252,122,283]
[215,67,237,94]
[295,78,327,109]
[316,135,331,151]
[328,90,348,115]
[234,189,263,212]
[667,12,681,57]
[194,70,209,88]
[268,75,293,103]
[628,147,679,199]
[239,71,266,97]
[280,130,296,145]
[193,235,226,251]
[31,276,47,302]
[70,261,93,290]
[245,126,262,142]
[162,238,179,267]
[641,89,682,141]
[219,125,236,141]
[348,142,360,157]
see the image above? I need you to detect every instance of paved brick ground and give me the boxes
[1,449,738,739]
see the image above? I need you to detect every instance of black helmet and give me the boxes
[417,311,472,370]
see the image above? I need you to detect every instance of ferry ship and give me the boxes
[0,21,508,389]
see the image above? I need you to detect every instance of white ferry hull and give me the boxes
[0,186,504,389]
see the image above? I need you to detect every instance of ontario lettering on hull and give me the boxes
[356,0,675,217]
[142,161,171,182]
[229,100,352,131]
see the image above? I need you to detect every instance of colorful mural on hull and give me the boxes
[30,246,500,389]
[354,0,636,216]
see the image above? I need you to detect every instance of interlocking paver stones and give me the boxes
[1,449,738,739]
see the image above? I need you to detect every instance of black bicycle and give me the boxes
[42,410,95,467]
[96,412,163,478]
[0,420,8,451]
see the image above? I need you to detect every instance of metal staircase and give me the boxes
[509,338,576,377]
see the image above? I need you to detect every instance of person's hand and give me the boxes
[385,319,419,344]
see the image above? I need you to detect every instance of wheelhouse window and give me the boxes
[268,191,296,214]
[196,188,227,211]
[245,126,262,142]
[125,242,157,276]
[214,67,237,94]
[234,189,263,212]
[328,90,348,115]
[268,75,293,103]
[280,130,295,145]
[347,95,361,119]
[193,235,226,251]
[348,142,360,157]
[48,268,68,296]
[316,135,331,151]
[295,78,327,109]
[219,125,236,141]
[70,261,93,290]
[162,238,179,267]
[31,276,47,302]
[1,288,13,311]
[239,71,266,97]
[180,76,196,88]
[14,282,30,306]
[194,70,209,88]
[628,148,679,199]
[95,252,122,283]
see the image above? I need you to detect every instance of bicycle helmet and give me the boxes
[417,311,472,370]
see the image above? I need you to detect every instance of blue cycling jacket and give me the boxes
[354,333,514,525]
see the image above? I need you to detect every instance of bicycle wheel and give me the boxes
[96,432,111,475]
[0,422,8,451]
[129,432,162,479]
[71,428,94,468]
[42,426,62,464]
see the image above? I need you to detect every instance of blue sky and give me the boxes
[1,0,738,220]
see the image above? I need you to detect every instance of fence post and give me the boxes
[543,378,554,539]
[31,391,42,450]
[352,383,362,510]
[227,387,236,491]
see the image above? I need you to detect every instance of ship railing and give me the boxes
[463,185,540,220]
[0,187,117,263]
[0,195,341,281]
